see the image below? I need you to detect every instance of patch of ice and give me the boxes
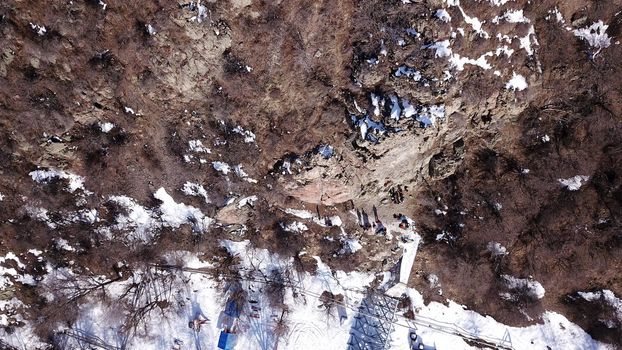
[493,9,530,24]
[546,8,565,23]
[25,206,56,228]
[574,21,612,56]
[402,100,416,119]
[339,238,362,254]
[435,9,451,22]
[280,221,308,233]
[417,105,445,127]
[505,72,528,91]
[181,182,210,203]
[284,208,314,220]
[558,175,589,191]
[234,164,257,183]
[519,25,538,55]
[232,126,256,143]
[317,144,334,159]
[487,241,508,256]
[69,208,99,224]
[108,195,157,241]
[29,23,46,36]
[212,161,231,175]
[389,95,401,120]
[495,45,514,57]
[154,188,213,232]
[355,115,386,142]
[188,140,211,153]
[502,275,545,299]
[450,51,493,71]
[428,40,452,58]
[55,238,76,252]
[237,195,258,209]
[578,290,622,323]
[427,273,440,288]
[28,249,43,257]
[98,122,114,133]
[146,24,156,35]
[190,0,209,23]
[394,288,609,350]
[29,169,87,193]
[394,65,421,81]
[284,208,342,227]
[458,6,489,38]
[370,93,382,116]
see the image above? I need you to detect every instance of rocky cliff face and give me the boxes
[0,0,621,347]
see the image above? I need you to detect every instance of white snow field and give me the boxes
[23,238,610,350]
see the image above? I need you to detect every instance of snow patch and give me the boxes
[502,275,545,299]
[559,175,589,191]
[435,9,451,23]
[574,21,612,56]
[98,122,114,133]
[146,24,156,35]
[284,208,343,227]
[237,195,258,209]
[154,187,213,232]
[181,182,210,203]
[505,72,528,91]
[188,140,211,154]
[108,195,157,241]
[578,290,622,326]
[339,238,362,255]
[212,161,231,175]
[280,221,309,233]
[487,241,508,256]
[232,126,256,143]
[29,23,46,36]
[29,169,87,193]
[493,9,530,24]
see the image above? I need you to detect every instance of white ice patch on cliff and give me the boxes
[493,9,530,24]
[237,195,258,209]
[487,241,508,256]
[108,195,157,241]
[188,140,211,154]
[98,122,114,133]
[232,125,256,143]
[339,238,363,255]
[428,40,452,58]
[559,175,590,191]
[29,169,87,193]
[435,9,451,23]
[29,23,46,36]
[505,72,528,91]
[212,161,231,175]
[578,290,622,325]
[154,187,213,232]
[574,21,612,56]
[502,275,546,299]
[181,182,210,203]
[280,221,308,233]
